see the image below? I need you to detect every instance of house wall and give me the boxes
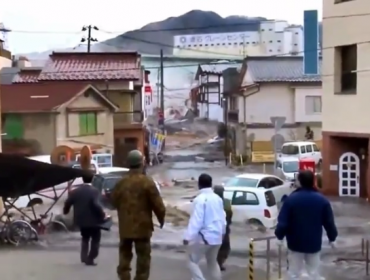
[322,0,370,134]
[56,92,114,153]
[294,87,322,122]
[239,83,295,124]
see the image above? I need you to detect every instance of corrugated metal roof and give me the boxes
[246,56,321,82]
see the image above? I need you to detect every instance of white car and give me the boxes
[207,136,224,144]
[279,141,322,165]
[276,157,300,181]
[223,173,293,204]
[223,186,279,229]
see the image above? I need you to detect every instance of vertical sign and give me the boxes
[303,10,319,75]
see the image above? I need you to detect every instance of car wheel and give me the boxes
[247,219,266,232]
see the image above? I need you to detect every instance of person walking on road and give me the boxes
[275,170,338,279]
[63,174,107,266]
[111,150,166,280]
[213,185,233,271]
[183,174,226,280]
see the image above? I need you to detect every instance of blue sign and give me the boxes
[303,10,319,75]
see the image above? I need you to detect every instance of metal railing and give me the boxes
[361,238,370,275]
[113,111,143,128]
[249,236,287,280]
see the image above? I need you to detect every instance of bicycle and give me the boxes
[0,219,37,246]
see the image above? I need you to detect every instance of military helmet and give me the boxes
[127,149,143,167]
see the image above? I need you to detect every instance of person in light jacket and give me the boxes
[183,174,226,280]
[275,170,338,279]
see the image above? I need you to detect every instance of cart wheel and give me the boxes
[7,220,34,245]
[45,220,69,234]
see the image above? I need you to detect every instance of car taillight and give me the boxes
[264,209,271,218]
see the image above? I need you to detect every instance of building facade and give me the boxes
[322,0,370,199]
[224,56,322,154]
[141,55,243,118]
[173,21,303,58]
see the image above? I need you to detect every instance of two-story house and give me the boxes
[321,0,370,199]
[1,52,146,165]
[194,62,241,122]
[223,56,322,155]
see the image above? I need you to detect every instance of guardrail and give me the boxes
[249,236,287,280]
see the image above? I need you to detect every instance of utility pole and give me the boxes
[160,49,165,133]
[81,25,99,52]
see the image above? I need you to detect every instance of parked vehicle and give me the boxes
[223,186,279,229]
[276,157,299,181]
[92,171,161,209]
[279,141,322,165]
[223,173,293,203]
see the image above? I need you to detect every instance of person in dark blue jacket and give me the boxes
[275,170,338,279]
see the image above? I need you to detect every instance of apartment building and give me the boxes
[322,0,370,199]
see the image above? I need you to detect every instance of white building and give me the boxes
[223,56,322,154]
[173,21,303,58]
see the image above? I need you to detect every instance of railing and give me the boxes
[113,111,143,128]
[249,236,287,280]
[227,110,239,123]
[0,48,11,60]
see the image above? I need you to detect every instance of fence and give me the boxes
[248,236,287,280]
[248,236,370,280]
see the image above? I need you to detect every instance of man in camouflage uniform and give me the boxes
[111,150,166,280]
[214,185,233,271]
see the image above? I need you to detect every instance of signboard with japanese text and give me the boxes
[174,31,256,46]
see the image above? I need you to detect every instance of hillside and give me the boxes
[101,10,267,54]
[20,10,322,59]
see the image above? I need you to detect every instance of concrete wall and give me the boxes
[322,0,370,133]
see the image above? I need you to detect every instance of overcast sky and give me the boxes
[0,0,322,54]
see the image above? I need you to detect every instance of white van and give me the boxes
[276,158,299,181]
[279,141,322,165]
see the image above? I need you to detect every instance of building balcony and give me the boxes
[113,111,143,129]
[0,48,11,60]
[227,110,239,123]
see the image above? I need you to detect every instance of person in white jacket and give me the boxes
[183,174,226,280]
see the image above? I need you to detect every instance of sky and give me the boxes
[0,0,322,54]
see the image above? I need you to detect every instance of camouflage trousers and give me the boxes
[117,238,151,280]
[217,240,231,267]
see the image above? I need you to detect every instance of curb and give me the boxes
[21,237,360,261]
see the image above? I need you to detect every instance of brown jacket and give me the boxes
[111,170,166,239]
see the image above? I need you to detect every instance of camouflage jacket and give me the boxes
[111,170,166,239]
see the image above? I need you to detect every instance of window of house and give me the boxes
[79,112,97,135]
[305,96,322,114]
[3,114,23,139]
[337,44,357,93]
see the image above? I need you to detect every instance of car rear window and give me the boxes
[264,191,276,207]
[281,145,299,155]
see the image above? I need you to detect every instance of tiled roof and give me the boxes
[246,56,321,82]
[12,69,41,83]
[38,52,141,81]
[1,84,117,113]
[199,62,242,74]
